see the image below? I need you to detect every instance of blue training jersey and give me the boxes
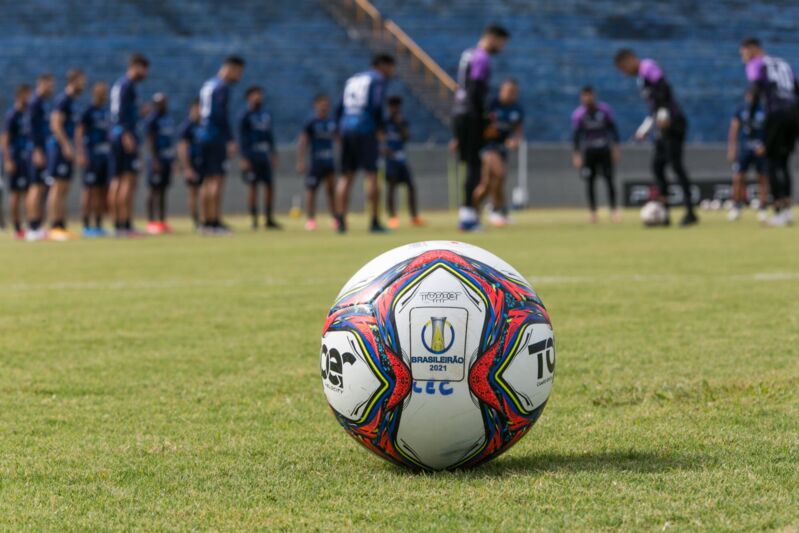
[4,107,29,157]
[145,111,176,161]
[80,104,110,159]
[238,107,275,162]
[337,69,387,135]
[384,115,409,164]
[178,117,202,170]
[734,103,765,149]
[26,94,50,151]
[303,116,336,165]
[485,98,524,147]
[48,92,77,148]
[199,76,232,144]
[110,75,138,138]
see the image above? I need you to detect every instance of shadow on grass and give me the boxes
[384,449,705,477]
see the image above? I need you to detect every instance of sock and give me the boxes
[29,219,41,231]
[95,215,102,228]
[371,216,380,228]
[266,206,273,223]
[83,216,90,229]
[14,222,21,233]
[250,207,258,225]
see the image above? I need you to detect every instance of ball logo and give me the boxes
[320,344,355,390]
[421,317,455,355]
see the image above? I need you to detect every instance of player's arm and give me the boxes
[296,128,309,174]
[571,112,583,168]
[1,126,13,175]
[507,113,524,151]
[371,81,386,142]
[267,125,278,170]
[74,121,88,169]
[50,107,74,161]
[237,113,251,172]
[727,116,740,162]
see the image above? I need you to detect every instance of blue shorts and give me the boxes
[242,159,272,185]
[386,162,413,184]
[306,161,335,189]
[6,154,29,191]
[733,149,766,174]
[83,156,109,187]
[200,141,227,178]
[46,143,73,182]
[340,132,378,173]
[148,159,173,189]
[482,143,509,161]
[110,134,139,177]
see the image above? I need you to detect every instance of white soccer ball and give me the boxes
[320,241,555,470]
[640,201,667,226]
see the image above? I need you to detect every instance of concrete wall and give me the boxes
[49,143,799,217]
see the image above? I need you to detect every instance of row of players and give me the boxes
[3,32,797,238]
[0,54,430,239]
[453,28,798,228]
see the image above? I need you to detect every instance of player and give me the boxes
[571,86,621,223]
[44,69,86,241]
[473,78,523,227]
[198,55,245,234]
[2,84,32,238]
[178,98,202,229]
[614,49,699,226]
[296,94,336,231]
[239,85,280,230]
[334,53,396,234]
[452,24,510,231]
[76,81,110,237]
[24,73,55,241]
[726,89,768,222]
[383,95,423,229]
[739,38,799,227]
[143,93,175,235]
[108,53,150,237]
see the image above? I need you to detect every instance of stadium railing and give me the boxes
[339,0,455,117]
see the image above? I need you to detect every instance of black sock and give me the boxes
[14,222,21,233]
[371,216,380,227]
[250,207,257,225]
[95,216,102,228]
[83,216,90,229]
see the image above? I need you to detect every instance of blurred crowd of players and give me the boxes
[1,27,797,240]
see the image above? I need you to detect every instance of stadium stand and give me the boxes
[1,1,798,143]
[369,0,799,142]
[0,0,447,142]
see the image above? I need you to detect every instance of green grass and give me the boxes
[1,209,798,531]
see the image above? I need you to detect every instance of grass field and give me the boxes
[1,209,798,531]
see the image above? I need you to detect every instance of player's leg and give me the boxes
[335,133,359,233]
[488,155,508,226]
[304,177,318,231]
[601,149,619,222]
[664,125,697,226]
[246,180,257,229]
[80,187,90,232]
[406,168,422,226]
[10,190,24,236]
[585,160,599,223]
[472,151,497,211]
[651,138,670,225]
[323,173,336,229]
[262,164,280,230]
[386,179,398,227]
[729,167,746,221]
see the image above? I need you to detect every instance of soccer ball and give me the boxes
[320,241,555,471]
[640,201,667,226]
